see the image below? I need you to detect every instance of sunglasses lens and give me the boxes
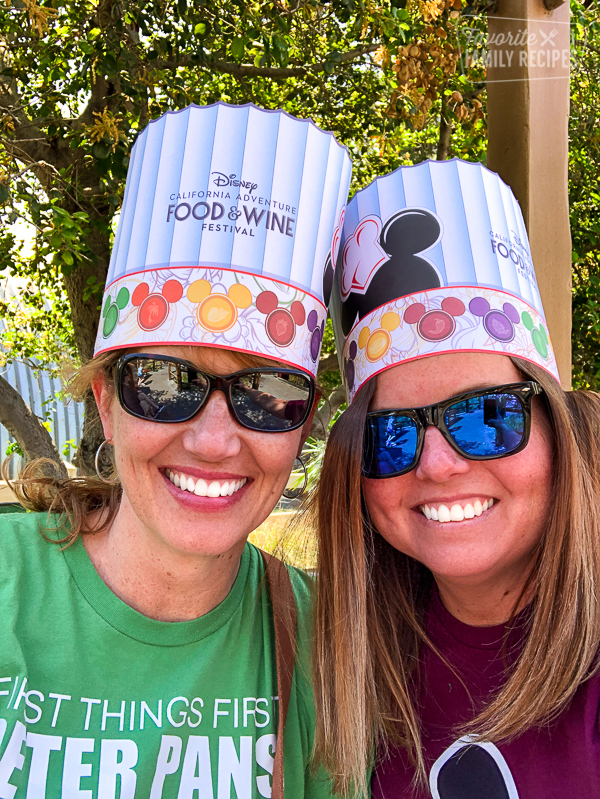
[444,392,526,457]
[230,372,313,431]
[120,358,208,422]
[364,415,419,477]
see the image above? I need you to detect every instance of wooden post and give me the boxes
[486,0,572,386]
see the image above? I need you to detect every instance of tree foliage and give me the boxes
[2,0,554,470]
[570,0,600,389]
[0,0,419,469]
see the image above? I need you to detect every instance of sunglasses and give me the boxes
[115,354,315,433]
[363,382,542,479]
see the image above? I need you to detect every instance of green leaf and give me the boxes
[0,184,9,204]
[92,142,113,160]
[231,37,245,60]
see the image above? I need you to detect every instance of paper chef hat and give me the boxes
[330,158,560,403]
[94,103,352,377]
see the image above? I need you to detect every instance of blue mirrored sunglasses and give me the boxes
[363,382,543,479]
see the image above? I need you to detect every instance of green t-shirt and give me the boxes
[0,512,331,799]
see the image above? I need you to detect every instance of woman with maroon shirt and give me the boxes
[313,160,600,799]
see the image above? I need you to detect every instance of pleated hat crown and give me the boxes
[330,158,559,402]
[95,103,352,377]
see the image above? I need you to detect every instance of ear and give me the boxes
[297,394,320,456]
[92,372,115,442]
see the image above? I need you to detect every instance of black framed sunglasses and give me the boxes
[115,353,315,433]
[363,381,543,479]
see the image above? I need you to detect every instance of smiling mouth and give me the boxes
[419,498,495,523]
[166,469,248,498]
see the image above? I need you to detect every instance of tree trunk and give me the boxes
[62,211,111,364]
[62,205,112,474]
[72,390,107,476]
[437,95,452,161]
[0,375,67,476]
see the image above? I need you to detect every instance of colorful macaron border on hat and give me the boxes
[94,102,352,378]
[330,158,559,403]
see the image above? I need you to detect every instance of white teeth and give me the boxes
[166,470,247,498]
[194,478,208,496]
[207,481,221,498]
[438,504,451,523]
[421,498,495,523]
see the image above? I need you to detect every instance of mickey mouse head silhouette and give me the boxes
[430,739,519,799]
[255,291,322,359]
[102,287,130,338]
[404,297,466,342]
[131,280,184,332]
[340,208,442,337]
[469,298,550,359]
[187,279,252,333]
[344,310,402,391]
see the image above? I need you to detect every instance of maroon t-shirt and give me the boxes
[372,590,600,798]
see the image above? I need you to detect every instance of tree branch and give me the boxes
[0,374,67,476]
[317,352,340,376]
[152,44,381,79]
[310,385,346,440]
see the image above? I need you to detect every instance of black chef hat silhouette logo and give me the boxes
[339,208,442,337]
[430,738,520,799]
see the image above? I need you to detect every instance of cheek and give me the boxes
[362,477,410,524]
[502,425,554,506]
[112,414,173,468]
[248,432,301,480]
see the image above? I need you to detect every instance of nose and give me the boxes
[414,426,471,483]
[180,390,243,462]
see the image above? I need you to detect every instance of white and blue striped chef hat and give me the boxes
[95,102,352,377]
[330,158,559,403]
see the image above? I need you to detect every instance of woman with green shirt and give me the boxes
[0,102,351,798]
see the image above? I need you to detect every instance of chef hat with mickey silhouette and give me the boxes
[94,102,352,377]
[330,158,560,403]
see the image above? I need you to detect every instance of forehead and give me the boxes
[372,353,523,411]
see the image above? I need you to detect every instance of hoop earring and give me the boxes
[94,439,119,485]
[283,456,308,500]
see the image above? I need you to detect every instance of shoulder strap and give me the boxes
[260,549,297,799]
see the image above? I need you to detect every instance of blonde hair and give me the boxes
[313,359,600,797]
[5,347,292,544]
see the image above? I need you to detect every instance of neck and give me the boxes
[83,501,246,622]
[434,565,535,627]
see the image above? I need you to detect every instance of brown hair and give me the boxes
[5,347,297,544]
[313,359,600,797]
